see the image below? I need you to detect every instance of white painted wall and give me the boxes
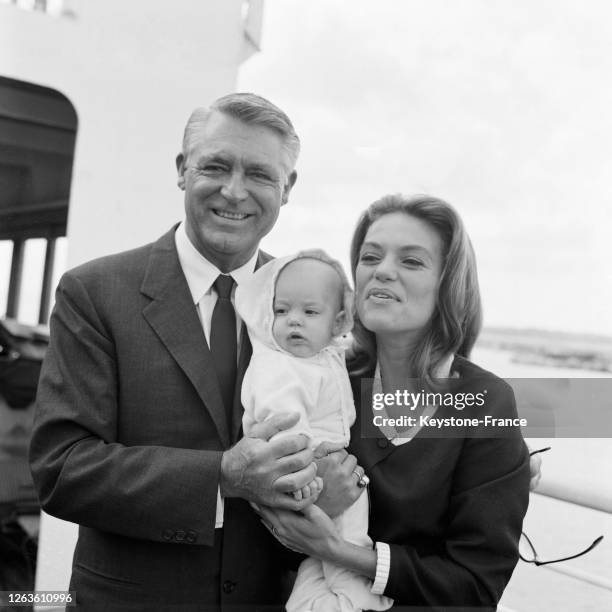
[1,0,257,592]
[1,0,249,265]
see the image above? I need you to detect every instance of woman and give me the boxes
[258,194,530,609]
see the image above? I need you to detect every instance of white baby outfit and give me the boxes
[235,251,393,612]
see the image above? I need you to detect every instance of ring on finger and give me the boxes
[357,474,369,488]
[352,468,363,482]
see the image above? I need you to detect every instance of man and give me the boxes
[30,93,361,611]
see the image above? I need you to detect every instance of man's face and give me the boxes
[176,111,296,271]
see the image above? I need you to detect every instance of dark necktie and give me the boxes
[210,275,237,427]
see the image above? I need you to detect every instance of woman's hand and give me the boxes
[313,442,365,517]
[527,445,549,491]
[529,453,542,490]
[254,503,342,560]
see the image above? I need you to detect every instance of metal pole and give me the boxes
[39,237,57,324]
[6,238,25,318]
[540,563,612,592]
[533,482,612,515]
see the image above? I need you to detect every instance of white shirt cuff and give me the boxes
[371,541,391,595]
[215,486,224,528]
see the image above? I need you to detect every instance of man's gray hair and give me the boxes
[182,92,300,172]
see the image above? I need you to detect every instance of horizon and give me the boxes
[1,236,611,341]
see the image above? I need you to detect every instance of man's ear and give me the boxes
[332,310,346,336]
[176,153,186,190]
[281,170,297,206]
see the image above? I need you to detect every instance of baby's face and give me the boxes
[272,259,344,358]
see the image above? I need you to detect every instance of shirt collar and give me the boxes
[174,221,258,304]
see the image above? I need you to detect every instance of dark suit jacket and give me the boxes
[30,227,289,611]
[348,356,530,611]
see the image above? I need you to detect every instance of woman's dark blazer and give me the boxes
[348,355,530,610]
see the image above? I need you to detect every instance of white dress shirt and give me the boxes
[174,221,258,528]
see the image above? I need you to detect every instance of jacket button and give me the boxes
[186,531,197,544]
[162,529,174,541]
[174,530,186,541]
[222,580,236,594]
[377,438,389,448]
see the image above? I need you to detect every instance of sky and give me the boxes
[238,0,612,337]
[2,0,611,337]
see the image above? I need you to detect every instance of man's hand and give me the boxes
[312,441,364,518]
[220,412,318,510]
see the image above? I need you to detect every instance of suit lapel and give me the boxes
[140,227,230,447]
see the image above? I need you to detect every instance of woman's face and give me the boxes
[355,212,444,342]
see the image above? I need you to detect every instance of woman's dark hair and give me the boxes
[348,194,482,383]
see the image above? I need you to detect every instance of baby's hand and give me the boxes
[292,476,323,501]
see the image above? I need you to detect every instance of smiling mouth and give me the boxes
[367,288,399,301]
[213,209,251,221]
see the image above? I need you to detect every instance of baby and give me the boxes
[235,250,392,612]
